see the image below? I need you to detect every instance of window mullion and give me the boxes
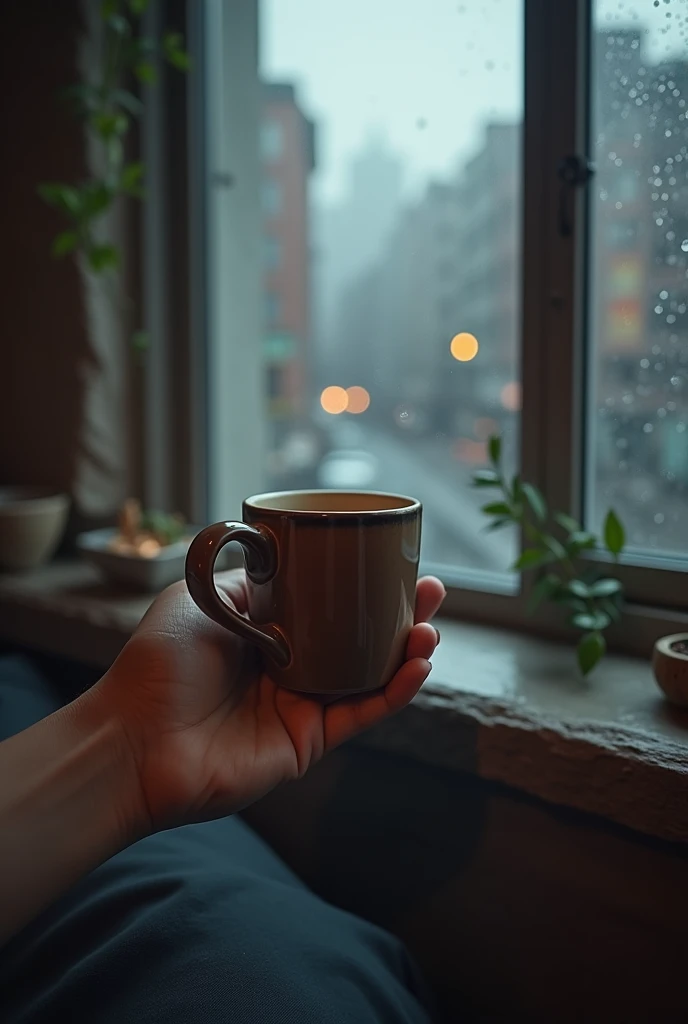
[201,0,266,524]
[524,0,588,522]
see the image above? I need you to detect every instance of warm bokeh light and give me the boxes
[320,386,349,415]
[500,380,522,412]
[450,332,479,361]
[474,417,498,441]
[453,438,488,464]
[345,386,371,414]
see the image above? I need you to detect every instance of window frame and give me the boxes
[155,0,687,660]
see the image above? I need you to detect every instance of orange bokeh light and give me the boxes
[345,386,371,414]
[320,386,349,415]
[500,381,522,412]
[453,438,488,464]
[450,332,479,362]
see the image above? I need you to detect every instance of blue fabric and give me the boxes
[0,656,434,1023]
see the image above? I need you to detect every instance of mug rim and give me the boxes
[244,489,421,518]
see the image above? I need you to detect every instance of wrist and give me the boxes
[65,686,154,847]
[0,683,153,944]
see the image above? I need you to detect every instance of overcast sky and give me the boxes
[259,0,687,203]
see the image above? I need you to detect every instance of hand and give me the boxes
[94,571,445,834]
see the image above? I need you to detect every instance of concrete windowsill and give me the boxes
[1,560,686,844]
[358,616,688,845]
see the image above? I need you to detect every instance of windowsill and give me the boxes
[1,560,686,844]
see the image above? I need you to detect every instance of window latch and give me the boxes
[557,154,595,238]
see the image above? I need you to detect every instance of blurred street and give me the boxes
[316,419,515,572]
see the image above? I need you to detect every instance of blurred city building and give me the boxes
[261,82,316,438]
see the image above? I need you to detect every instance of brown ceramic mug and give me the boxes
[185,490,422,695]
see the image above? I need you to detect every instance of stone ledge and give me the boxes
[355,618,687,844]
[1,561,686,843]
[357,687,688,844]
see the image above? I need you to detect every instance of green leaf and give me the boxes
[141,509,185,544]
[555,512,581,534]
[511,474,522,501]
[90,111,129,139]
[131,329,149,352]
[521,482,547,523]
[52,230,79,257]
[590,578,622,598]
[121,161,143,187]
[488,435,502,467]
[472,469,500,487]
[527,573,560,614]
[603,509,625,557]
[112,88,144,116]
[106,136,124,170]
[127,0,149,14]
[567,579,591,599]
[577,631,607,676]
[121,161,145,196]
[135,60,157,84]
[481,501,512,517]
[163,31,191,71]
[87,243,119,272]
[513,548,553,571]
[543,535,567,561]
[601,597,622,623]
[107,12,130,34]
[567,531,596,552]
[38,183,82,216]
[101,0,119,18]
[483,518,513,534]
[79,182,114,219]
[572,611,611,632]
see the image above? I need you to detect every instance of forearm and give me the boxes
[0,690,148,945]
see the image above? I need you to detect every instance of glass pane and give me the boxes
[588,1,688,559]
[258,0,523,577]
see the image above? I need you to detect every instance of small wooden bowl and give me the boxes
[652,634,688,708]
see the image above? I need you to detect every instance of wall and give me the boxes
[243,743,688,1023]
[0,1,132,527]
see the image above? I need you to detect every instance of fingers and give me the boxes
[414,576,446,624]
[213,569,249,615]
[323,657,432,751]
[406,621,439,661]
[324,620,440,750]
[383,656,433,713]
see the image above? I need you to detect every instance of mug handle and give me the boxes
[185,521,291,668]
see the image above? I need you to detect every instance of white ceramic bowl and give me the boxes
[0,488,69,571]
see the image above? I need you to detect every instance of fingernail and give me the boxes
[435,628,441,644]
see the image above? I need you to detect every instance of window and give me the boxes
[587,2,688,561]
[191,0,688,651]
[202,0,524,580]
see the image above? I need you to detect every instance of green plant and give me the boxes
[473,435,627,676]
[140,509,187,546]
[38,0,189,345]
